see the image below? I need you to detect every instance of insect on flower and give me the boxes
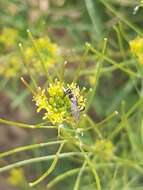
[63,87,85,121]
[33,80,86,125]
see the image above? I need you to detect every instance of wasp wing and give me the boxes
[71,97,79,121]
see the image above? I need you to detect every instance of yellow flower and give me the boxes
[94,139,114,160]
[34,87,49,113]
[25,47,33,59]
[24,37,59,72]
[44,111,66,124]
[129,37,143,64]
[8,168,25,186]
[33,80,86,125]
[130,37,143,55]
[0,55,21,78]
[48,81,64,97]
[0,28,18,48]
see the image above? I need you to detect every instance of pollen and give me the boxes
[0,27,18,48]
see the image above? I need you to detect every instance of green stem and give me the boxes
[27,29,51,81]
[0,118,57,129]
[0,152,84,173]
[85,115,102,138]
[110,96,143,138]
[73,161,87,190]
[83,111,118,132]
[100,0,142,36]
[29,142,65,187]
[0,140,66,158]
[96,111,119,127]
[89,46,138,77]
[74,43,90,82]
[47,167,88,188]
[86,39,107,111]
[19,43,37,89]
[79,146,101,190]
[79,60,133,76]
[21,77,35,95]
[113,25,126,60]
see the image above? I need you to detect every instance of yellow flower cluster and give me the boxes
[0,55,21,78]
[33,80,85,125]
[8,168,25,186]
[25,37,59,72]
[0,27,18,49]
[94,139,114,160]
[130,37,143,64]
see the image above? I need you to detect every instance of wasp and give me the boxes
[63,87,85,121]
